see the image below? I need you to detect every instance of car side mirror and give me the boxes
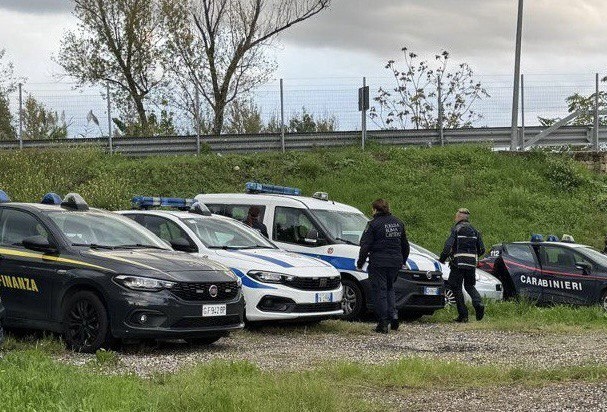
[305,229,319,245]
[22,236,56,253]
[575,262,592,275]
[170,237,197,253]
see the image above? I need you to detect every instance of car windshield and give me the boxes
[577,246,607,268]
[310,209,369,245]
[48,211,170,249]
[181,216,276,249]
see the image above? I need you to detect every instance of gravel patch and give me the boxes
[52,322,607,410]
[57,322,607,376]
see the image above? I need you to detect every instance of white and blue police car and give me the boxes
[195,183,447,320]
[119,197,343,322]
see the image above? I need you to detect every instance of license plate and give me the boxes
[424,287,440,296]
[315,292,333,303]
[202,304,227,317]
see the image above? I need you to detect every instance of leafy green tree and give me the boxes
[0,95,15,141]
[22,96,68,140]
[0,49,21,141]
[224,100,264,134]
[538,91,607,127]
[369,47,489,130]
[266,107,337,133]
[57,0,167,132]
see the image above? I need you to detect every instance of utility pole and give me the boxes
[510,0,524,151]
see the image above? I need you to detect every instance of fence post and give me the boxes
[195,87,201,155]
[520,74,525,148]
[361,77,367,151]
[18,83,23,149]
[594,73,600,152]
[106,83,113,154]
[280,79,285,153]
[438,76,444,146]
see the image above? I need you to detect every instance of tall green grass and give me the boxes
[428,300,607,332]
[2,349,607,411]
[1,145,606,251]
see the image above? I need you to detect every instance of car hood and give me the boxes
[406,252,443,272]
[82,249,233,282]
[212,248,334,270]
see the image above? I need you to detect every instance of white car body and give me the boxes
[194,192,447,319]
[118,210,343,322]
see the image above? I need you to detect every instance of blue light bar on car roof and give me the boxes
[132,196,195,210]
[0,190,10,203]
[41,192,62,205]
[245,182,301,196]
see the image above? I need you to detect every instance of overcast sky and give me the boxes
[1,0,607,84]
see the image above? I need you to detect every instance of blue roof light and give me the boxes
[132,196,195,210]
[546,235,560,242]
[0,190,10,203]
[245,182,301,196]
[41,193,62,205]
[530,234,544,242]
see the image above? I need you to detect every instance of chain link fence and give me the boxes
[1,74,604,144]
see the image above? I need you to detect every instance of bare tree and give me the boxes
[370,47,489,130]
[57,0,166,131]
[163,0,330,135]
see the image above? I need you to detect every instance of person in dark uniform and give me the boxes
[439,208,486,323]
[243,206,269,238]
[356,199,410,333]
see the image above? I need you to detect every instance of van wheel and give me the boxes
[63,291,109,353]
[341,279,364,321]
[444,286,456,306]
[186,335,223,346]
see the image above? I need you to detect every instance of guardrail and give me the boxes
[1,126,606,156]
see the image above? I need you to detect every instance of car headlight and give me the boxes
[247,270,294,284]
[113,275,176,291]
[227,270,243,287]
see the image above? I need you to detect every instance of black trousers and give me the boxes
[369,266,400,323]
[448,266,483,319]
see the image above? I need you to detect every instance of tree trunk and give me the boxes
[212,103,225,136]
[133,94,148,130]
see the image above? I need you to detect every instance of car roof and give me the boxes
[195,193,364,213]
[0,203,108,214]
[510,241,589,249]
[120,209,236,222]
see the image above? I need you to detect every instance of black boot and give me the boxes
[375,322,389,334]
[454,316,468,323]
[390,318,400,331]
[475,305,485,321]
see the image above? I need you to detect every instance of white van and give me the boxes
[196,184,446,320]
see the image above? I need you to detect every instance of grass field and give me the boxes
[2,145,607,410]
[1,339,607,411]
[1,144,607,251]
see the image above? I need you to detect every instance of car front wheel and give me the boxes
[63,291,109,353]
[341,279,364,321]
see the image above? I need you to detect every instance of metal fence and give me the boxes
[1,126,604,156]
[1,73,605,153]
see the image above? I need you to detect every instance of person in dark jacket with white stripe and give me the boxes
[357,199,410,333]
[439,208,485,323]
